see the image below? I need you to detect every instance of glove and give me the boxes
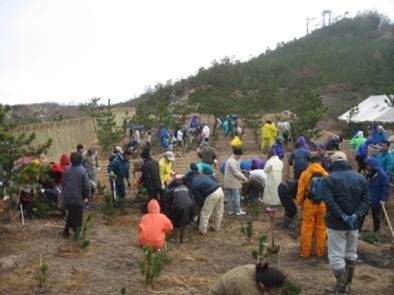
[343,214,359,230]
[379,200,385,206]
[109,171,116,180]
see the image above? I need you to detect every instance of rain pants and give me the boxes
[295,163,328,257]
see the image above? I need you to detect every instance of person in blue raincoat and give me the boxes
[288,141,311,180]
[190,115,199,128]
[108,150,131,200]
[271,136,285,160]
[371,125,388,145]
[355,137,373,173]
[240,159,252,172]
[158,126,170,150]
[359,157,390,233]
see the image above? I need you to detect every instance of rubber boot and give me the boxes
[325,269,347,294]
[345,259,356,293]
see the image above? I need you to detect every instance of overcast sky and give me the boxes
[0,0,393,105]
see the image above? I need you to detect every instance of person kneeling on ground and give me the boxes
[190,164,224,234]
[162,175,196,243]
[63,152,91,238]
[278,179,298,229]
[209,262,286,295]
[138,199,173,250]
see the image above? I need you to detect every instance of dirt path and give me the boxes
[1,128,394,295]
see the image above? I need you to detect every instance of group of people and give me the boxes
[19,116,392,294]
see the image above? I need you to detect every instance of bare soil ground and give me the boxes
[1,128,394,295]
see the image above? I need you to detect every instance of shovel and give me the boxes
[381,202,394,241]
[112,179,117,202]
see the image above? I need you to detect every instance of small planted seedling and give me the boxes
[241,220,254,240]
[35,255,48,288]
[266,207,280,254]
[252,234,268,259]
[74,213,93,248]
[281,279,302,295]
[120,287,127,295]
[102,194,117,224]
[363,232,380,244]
[139,246,167,287]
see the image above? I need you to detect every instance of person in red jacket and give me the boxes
[138,199,173,250]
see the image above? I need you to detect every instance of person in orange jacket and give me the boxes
[296,156,328,257]
[138,199,173,250]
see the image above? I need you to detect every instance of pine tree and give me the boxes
[95,99,124,153]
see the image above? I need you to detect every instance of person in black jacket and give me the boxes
[323,152,370,294]
[162,175,196,243]
[278,180,298,229]
[140,148,162,200]
[63,152,90,238]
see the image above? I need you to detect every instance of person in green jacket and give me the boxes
[350,131,366,151]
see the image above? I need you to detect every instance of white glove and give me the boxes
[379,200,385,206]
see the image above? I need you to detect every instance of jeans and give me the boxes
[327,228,358,271]
[225,189,242,213]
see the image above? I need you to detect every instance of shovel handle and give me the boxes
[381,203,394,240]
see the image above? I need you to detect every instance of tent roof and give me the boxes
[338,95,394,123]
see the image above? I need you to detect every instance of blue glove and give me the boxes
[343,214,359,230]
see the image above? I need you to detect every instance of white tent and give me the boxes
[338,95,394,123]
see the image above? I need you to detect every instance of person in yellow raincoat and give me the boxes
[230,136,242,150]
[159,151,175,187]
[296,156,328,257]
[269,121,278,147]
[260,121,278,150]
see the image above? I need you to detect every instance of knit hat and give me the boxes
[332,151,347,162]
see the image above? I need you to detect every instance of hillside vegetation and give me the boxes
[129,12,394,123]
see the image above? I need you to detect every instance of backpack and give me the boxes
[306,172,325,204]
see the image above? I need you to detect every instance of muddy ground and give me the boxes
[1,130,394,295]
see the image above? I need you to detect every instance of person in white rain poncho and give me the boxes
[263,150,283,206]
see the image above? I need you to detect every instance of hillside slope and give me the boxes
[128,12,394,120]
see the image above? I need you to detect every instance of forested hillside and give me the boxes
[129,12,394,123]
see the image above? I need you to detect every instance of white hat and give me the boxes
[164,151,175,161]
[332,151,347,162]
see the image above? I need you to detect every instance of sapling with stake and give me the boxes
[241,220,254,240]
[74,213,93,248]
[252,234,268,259]
[36,254,48,288]
[266,207,280,254]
